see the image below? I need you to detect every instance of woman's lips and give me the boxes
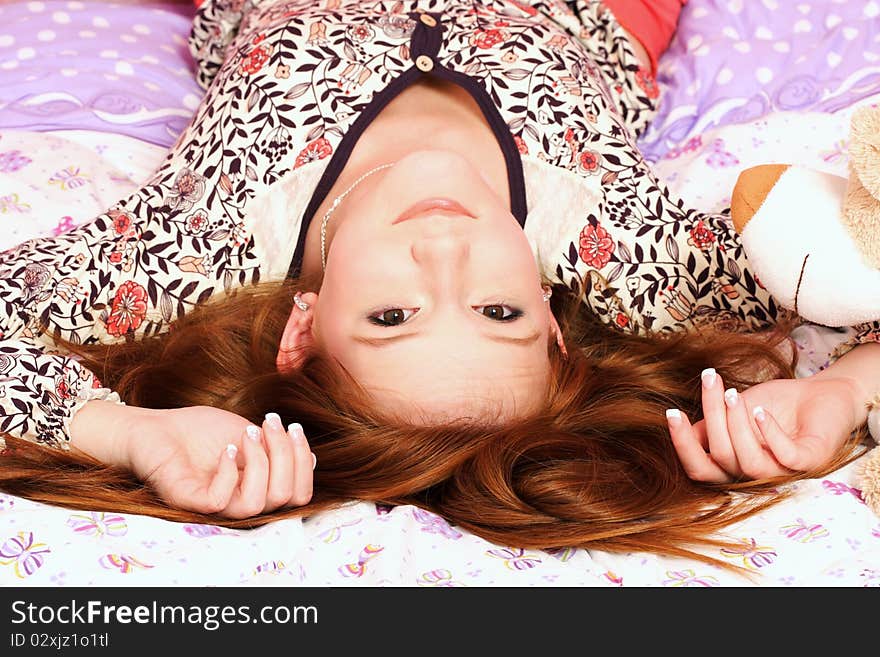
[392,198,477,224]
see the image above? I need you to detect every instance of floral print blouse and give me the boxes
[1,0,878,449]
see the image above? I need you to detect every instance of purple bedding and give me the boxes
[0,0,199,146]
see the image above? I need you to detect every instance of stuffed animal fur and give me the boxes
[729,105,880,517]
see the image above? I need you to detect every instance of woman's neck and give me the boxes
[299,78,509,280]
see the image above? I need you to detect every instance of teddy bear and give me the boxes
[728,104,880,517]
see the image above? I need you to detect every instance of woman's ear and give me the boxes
[276,291,318,373]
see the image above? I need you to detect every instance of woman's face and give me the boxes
[308,150,556,422]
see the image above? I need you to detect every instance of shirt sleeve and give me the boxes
[188,0,250,90]
[0,167,253,448]
[0,340,124,450]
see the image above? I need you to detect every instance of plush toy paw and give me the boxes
[862,446,880,518]
[730,105,880,327]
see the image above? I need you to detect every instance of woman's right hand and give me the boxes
[73,402,315,519]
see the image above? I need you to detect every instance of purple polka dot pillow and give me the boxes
[0,0,202,147]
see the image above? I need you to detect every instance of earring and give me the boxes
[293,291,310,312]
[542,285,553,303]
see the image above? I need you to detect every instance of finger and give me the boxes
[262,412,295,511]
[724,388,785,479]
[753,406,815,473]
[287,422,315,507]
[701,368,741,476]
[203,444,241,513]
[666,408,733,483]
[225,425,270,519]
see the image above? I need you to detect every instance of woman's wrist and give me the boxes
[810,341,880,429]
[69,400,158,469]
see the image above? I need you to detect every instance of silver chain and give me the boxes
[321,162,396,271]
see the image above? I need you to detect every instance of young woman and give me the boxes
[2,0,878,566]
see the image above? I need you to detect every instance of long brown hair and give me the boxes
[0,278,865,571]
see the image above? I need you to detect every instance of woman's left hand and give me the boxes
[666,368,862,482]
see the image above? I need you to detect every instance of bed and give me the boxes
[1,0,879,587]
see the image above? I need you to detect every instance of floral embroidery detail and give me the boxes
[184,209,209,234]
[294,137,333,169]
[578,149,600,173]
[105,281,148,337]
[239,33,272,76]
[635,68,660,99]
[578,223,614,269]
[347,23,375,43]
[166,168,206,212]
[514,135,528,155]
[471,24,510,49]
[110,209,133,235]
[274,64,290,79]
[687,220,716,251]
[21,263,51,303]
[308,20,328,44]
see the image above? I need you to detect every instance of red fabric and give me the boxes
[602,0,687,75]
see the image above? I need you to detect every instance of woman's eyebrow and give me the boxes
[352,331,541,348]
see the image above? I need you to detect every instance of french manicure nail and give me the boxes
[225,444,238,459]
[288,422,305,442]
[753,405,766,422]
[724,387,738,407]
[311,452,317,470]
[665,408,681,425]
[246,425,261,442]
[701,368,716,387]
[265,412,282,430]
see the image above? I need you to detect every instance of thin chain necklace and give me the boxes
[321,162,396,271]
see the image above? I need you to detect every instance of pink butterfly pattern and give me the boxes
[98,554,153,574]
[822,480,865,504]
[779,518,829,544]
[417,569,464,587]
[662,569,720,587]
[720,537,777,570]
[412,508,463,540]
[486,547,542,571]
[0,532,50,579]
[339,544,384,578]
[67,512,128,538]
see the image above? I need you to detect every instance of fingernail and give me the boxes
[724,387,738,407]
[246,425,261,442]
[701,368,716,387]
[225,443,238,459]
[665,408,681,426]
[288,422,305,442]
[265,412,282,430]
[311,452,317,470]
[753,405,766,422]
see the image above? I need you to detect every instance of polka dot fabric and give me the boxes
[640,0,880,161]
[0,1,203,147]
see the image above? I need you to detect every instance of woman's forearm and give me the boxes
[68,400,156,468]
[811,341,880,428]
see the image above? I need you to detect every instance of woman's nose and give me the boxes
[410,233,470,267]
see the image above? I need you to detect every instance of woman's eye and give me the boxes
[368,308,417,326]
[475,304,523,322]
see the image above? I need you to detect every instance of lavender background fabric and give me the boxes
[1,0,879,157]
[0,0,200,146]
[640,0,880,161]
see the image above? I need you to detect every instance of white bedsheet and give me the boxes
[1,110,879,587]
